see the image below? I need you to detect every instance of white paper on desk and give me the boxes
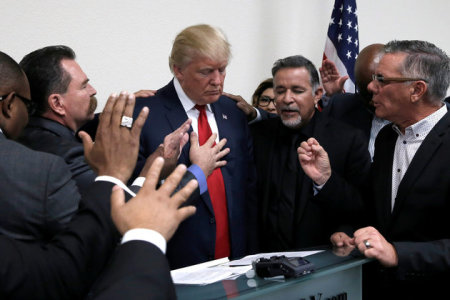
[171,257,237,285]
[227,250,324,266]
[172,269,234,285]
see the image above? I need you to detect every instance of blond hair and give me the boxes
[169,24,231,73]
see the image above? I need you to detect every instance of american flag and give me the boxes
[323,0,359,93]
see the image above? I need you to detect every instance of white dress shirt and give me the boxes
[173,77,220,144]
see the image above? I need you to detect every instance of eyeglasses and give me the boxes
[0,92,36,115]
[372,74,428,84]
[258,96,276,107]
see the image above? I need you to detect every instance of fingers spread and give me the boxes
[158,164,187,196]
[111,92,129,128]
[143,156,164,190]
[190,131,199,147]
[131,106,149,137]
[79,131,93,153]
[172,179,198,208]
[110,185,126,211]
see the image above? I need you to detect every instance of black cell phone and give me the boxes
[253,255,315,278]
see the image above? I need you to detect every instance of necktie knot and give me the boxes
[195,104,206,112]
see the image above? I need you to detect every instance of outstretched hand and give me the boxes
[189,132,229,177]
[134,89,157,98]
[297,137,332,186]
[319,59,348,97]
[223,92,257,121]
[140,119,192,179]
[79,92,148,183]
[111,157,197,241]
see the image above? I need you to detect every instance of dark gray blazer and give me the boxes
[19,116,96,194]
[0,132,80,242]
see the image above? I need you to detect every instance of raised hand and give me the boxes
[319,59,349,97]
[110,157,197,241]
[79,92,148,183]
[189,132,229,177]
[139,119,192,179]
[297,137,332,186]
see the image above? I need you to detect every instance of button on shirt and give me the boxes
[391,104,448,211]
[173,78,220,144]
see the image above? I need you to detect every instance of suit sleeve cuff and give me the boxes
[121,228,166,254]
[188,164,207,195]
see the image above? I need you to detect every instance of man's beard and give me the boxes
[88,96,98,115]
[278,105,303,129]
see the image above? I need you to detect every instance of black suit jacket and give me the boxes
[323,93,373,141]
[87,240,175,300]
[0,181,118,299]
[0,133,80,241]
[19,116,97,194]
[367,111,450,288]
[251,110,371,251]
[133,80,257,269]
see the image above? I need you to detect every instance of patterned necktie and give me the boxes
[195,104,230,259]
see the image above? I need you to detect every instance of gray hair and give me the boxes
[271,55,320,93]
[384,40,450,102]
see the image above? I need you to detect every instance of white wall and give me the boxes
[1,0,449,111]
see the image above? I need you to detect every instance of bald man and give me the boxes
[320,44,390,159]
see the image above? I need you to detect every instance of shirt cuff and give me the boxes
[121,228,166,254]
[95,176,136,197]
[187,164,207,195]
[313,182,325,196]
[248,107,262,124]
[132,177,145,187]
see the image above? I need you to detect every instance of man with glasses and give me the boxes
[302,40,450,299]
[0,51,80,242]
[250,55,370,252]
[320,44,390,160]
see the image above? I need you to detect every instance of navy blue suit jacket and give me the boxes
[133,80,257,269]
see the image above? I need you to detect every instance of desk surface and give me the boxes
[176,249,371,299]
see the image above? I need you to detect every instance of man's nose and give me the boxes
[210,70,222,85]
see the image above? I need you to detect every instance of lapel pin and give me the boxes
[222,114,228,120]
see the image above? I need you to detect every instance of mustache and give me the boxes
[278,105,300,113]
[89,96,98,114]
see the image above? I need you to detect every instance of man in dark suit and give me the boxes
[134,24,256,269]
[18,45,217,195]
[0,51,80,242]
[0,51,198,299]
[309,40,450,299]
[251,55,371,252]
[18,45,98,193]
[320,44,390,159]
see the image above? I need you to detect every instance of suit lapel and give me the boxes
[161,81,193,164]
[210,100,230,141]
[392,112,450,216]
[374,128,397,229]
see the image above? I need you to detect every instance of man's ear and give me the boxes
[410,80,427,103]
[313,87,324,105]
[1,93,16,119]
[47,93,66,116]
[173,65,184,82]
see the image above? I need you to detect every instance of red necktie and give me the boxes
[195,104,230,259]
